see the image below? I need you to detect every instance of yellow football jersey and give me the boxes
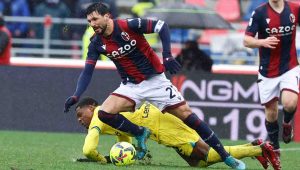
[88,103,200,157]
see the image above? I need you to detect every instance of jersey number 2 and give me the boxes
[166,87,176,99]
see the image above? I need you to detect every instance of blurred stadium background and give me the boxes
[1,0,300,169]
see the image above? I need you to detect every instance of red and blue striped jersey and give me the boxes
[87,18,165,83]
[245,1,299,77]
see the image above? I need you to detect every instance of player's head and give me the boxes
[85,2,110,35]
[75,97,98,129]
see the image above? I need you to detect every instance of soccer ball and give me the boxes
[109,142,136,166]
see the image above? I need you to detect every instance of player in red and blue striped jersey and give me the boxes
[64,3,245,169]
[244,0,299,161]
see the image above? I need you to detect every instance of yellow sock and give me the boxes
[205,145,262,166]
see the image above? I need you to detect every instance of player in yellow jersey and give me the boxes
[75,97,280,169]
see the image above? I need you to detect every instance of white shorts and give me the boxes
[112,73,185,111]
[257,66,300,105]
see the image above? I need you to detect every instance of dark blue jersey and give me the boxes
[245,1,299,77]
[87,18,166,84]
[73,18,171,97]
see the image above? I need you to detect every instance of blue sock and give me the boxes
[184,113,230,161]
[283,108,296,123]
[98,110,144,136]
[265,120,279,149]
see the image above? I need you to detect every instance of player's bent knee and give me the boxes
[169,105,193,120]
[282,101,297,113]
[82,146,93,157]
[188,140,209,166]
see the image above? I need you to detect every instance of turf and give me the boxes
[1,130,300,170]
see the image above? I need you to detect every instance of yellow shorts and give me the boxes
[157,113,200,157]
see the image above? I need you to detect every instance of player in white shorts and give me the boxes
[65,2,245,169]
[258,66,300,105]
[244,0,300,160]
[113,73,184,111]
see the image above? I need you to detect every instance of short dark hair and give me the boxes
[85,2,109,16]
[75,97,98,110]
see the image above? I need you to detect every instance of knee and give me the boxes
[170,105,193,120]
[265,104,278,121]
[190,141,209,164]
[282,100,297,113]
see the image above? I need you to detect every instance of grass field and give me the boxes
[1,130,300,170]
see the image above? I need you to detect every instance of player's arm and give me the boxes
[127,18,171,57]
[72,42,102,98]
[243,10,279,49]
[244,35,279,49]
[82,127,107,163]
[127,18,180,74]
[64,39,105,112]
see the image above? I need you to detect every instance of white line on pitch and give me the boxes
[280,148,300,151]
[188,101,283,109]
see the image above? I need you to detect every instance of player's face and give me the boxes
[76,106,93,129]
[87,11,109,35]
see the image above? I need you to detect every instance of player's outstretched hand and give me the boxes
[64,96,78,113]
[163,57,181,74]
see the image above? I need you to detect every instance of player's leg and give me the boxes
[186,139,280,169]
[168,104,245,169]
[99,94,150,159]
[175,140,210,167]
[257,72,281,152]
[99,94,143,135]
[264,100,280,150]
[145,74,244,169]
[280,66,300,143]
[176,139,277,169]
[281,90,297,143]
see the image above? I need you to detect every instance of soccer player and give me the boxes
[75,97,280,169]
[243,0,299,161]
[64,2,245,169]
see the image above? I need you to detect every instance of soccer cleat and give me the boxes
[251,139,269,169]
[135,127,151,160]
[274,149,281,161]
[224,156,246,170]
[256,156,269,169]
[261,142,281,170]
[282,122,293,143]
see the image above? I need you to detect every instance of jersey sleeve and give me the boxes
[127,18,172,57]
[73,39,105,97]
[127,18,166,34]
[82,127,107,163]
[245,10,260,37]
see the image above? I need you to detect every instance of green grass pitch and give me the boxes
[1,130,300,170]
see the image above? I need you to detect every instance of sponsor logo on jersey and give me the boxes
[107,39,137,59]
[121,32,130,41]
[266,25,295,35]
[265,13,296,36]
